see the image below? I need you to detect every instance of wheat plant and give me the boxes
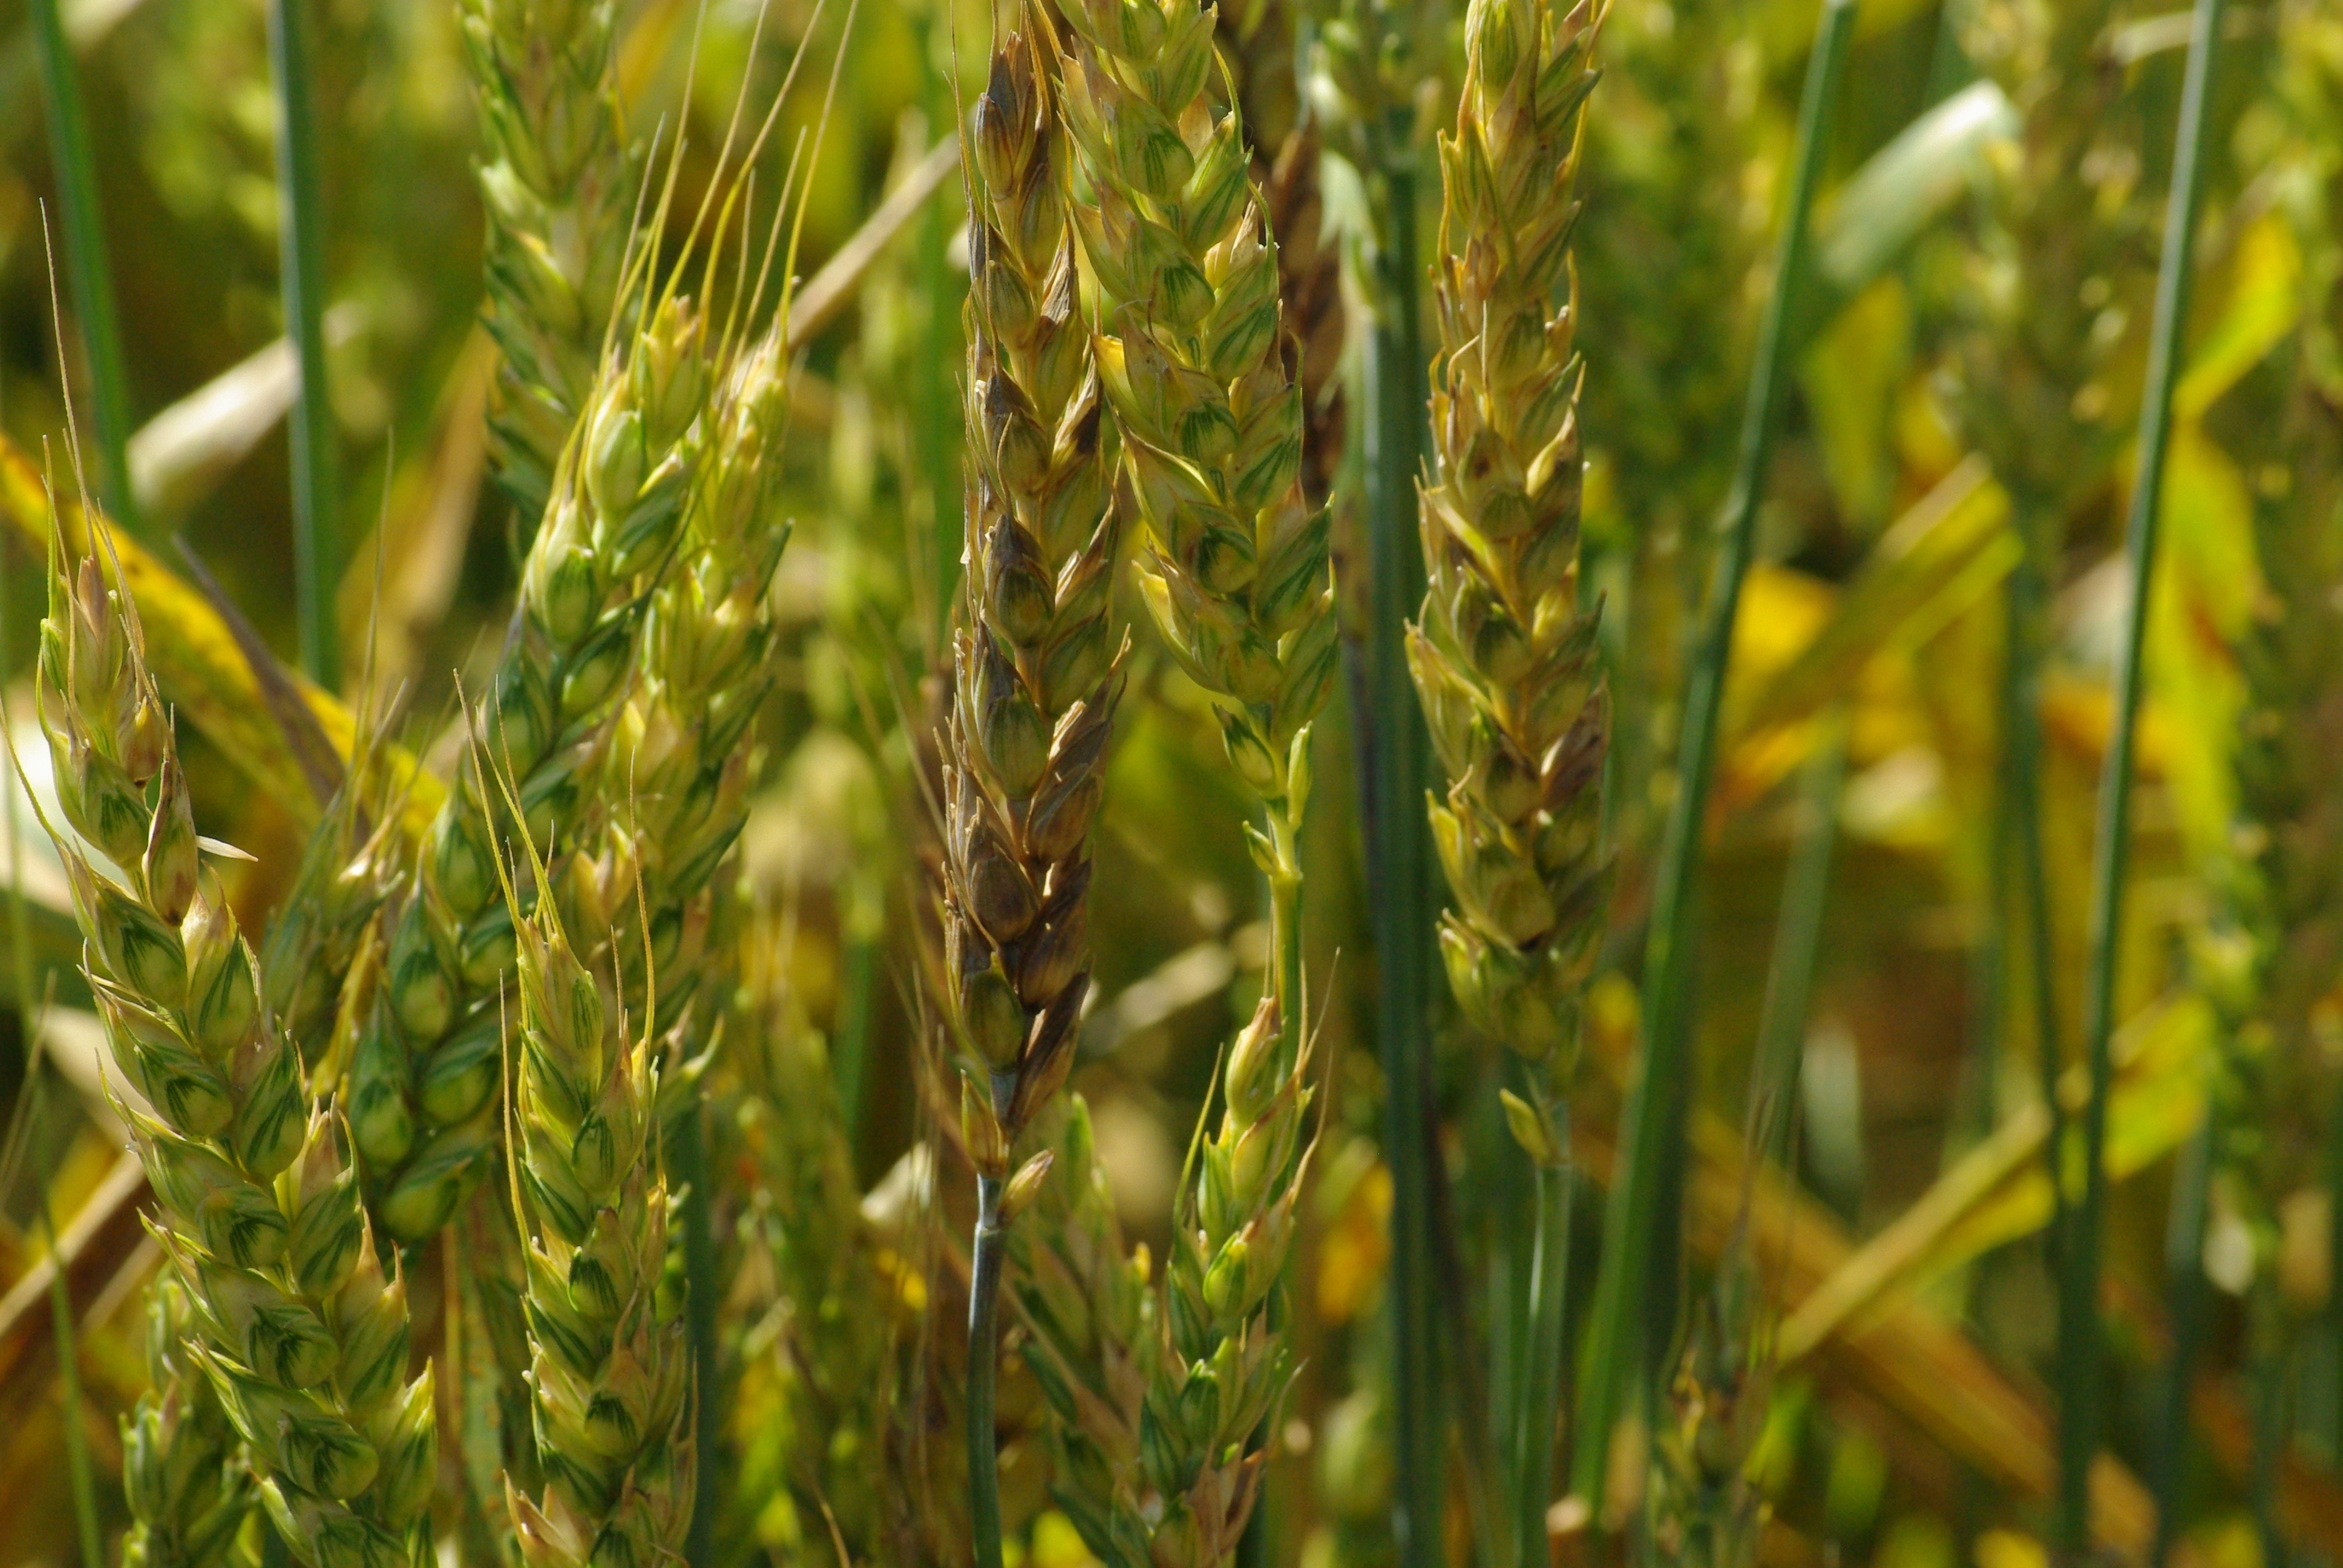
[1408,0,1602,1554]
[353,286,712,1244]
[945,4,1124,1554]
[31,535,435,1567]
[13,2,2343,1566]
[464,0,638,527]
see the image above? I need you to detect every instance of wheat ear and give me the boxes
[1052,0,1333,1087]
[947,8,1126,1556]
[1011,1096,1158,1557]
[463,0,638,526]
[31,537,434,1568]
[578,322,796,1038]
[352,293,713,1243]
[495,788,695,1566]
[1414,0,1605,1097]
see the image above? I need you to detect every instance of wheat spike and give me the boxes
[1016,999,1310,1565]
[1412,0,1607,1089]
[353,292,714,1244]
[462,0,638,527]
[576,323,795,1044]
[732,979,900,1555]
[33,537,434,1568]
[1953,0,2151,540]
[498,823,695,1566]
[945,5,1122,1163]
[1011,1097,1159,1559]
[1054,0,1334,823]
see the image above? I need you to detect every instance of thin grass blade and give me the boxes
[266,0,339,687]
[2060,0,2229,1544]
[1573,0,1857,1506]
[28,0,138,534]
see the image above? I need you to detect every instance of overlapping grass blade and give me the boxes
[1573,0,1856,1506]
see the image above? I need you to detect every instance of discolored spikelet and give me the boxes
[462,0,638,528]
[499,833,695,1567]
[1411,0,1608,1080]
[33,536,434,1568]
[353,292,715,1245]
[1052,0,1335,818]
[945,7,1124,1161]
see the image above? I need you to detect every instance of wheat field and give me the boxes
[0,0,2337,1564]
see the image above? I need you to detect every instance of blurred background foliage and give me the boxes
[0,0,2335,1563]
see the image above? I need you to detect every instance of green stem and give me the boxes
[1750,713,1849,1177]
[2248,1289,2289,1568]
[1573,0,1855,1507]
[1361,144,1444,1568]
[1237,807,1305,1568]
[266,0,339,688]
[2151,1117,2211,1568]
[968,1172,1006,1568]
[28,0,139,533]
[2059,0,2224,1547]
[2007,553,2068,1250]
[833,924,876,1143]
[1515,1112,1572,1568]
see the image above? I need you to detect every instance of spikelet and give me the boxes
[259,762,402,1071]
[945,3,1123,1164]
[1053,0,1335,823]
[498,825,694,1567]
[121,1276,255,1568]
[1411,0,1607,1098]
[33,537,434,1568]
[462,0,637,526]
[353,290,713,1244]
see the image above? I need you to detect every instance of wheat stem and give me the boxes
[28,0,139,534]
[968,1172,1008,1568]
[2060,0,2224,1543]
[266,0,340,687]
[1516,1118,1571,1567]
[1363,169,1445,1568]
